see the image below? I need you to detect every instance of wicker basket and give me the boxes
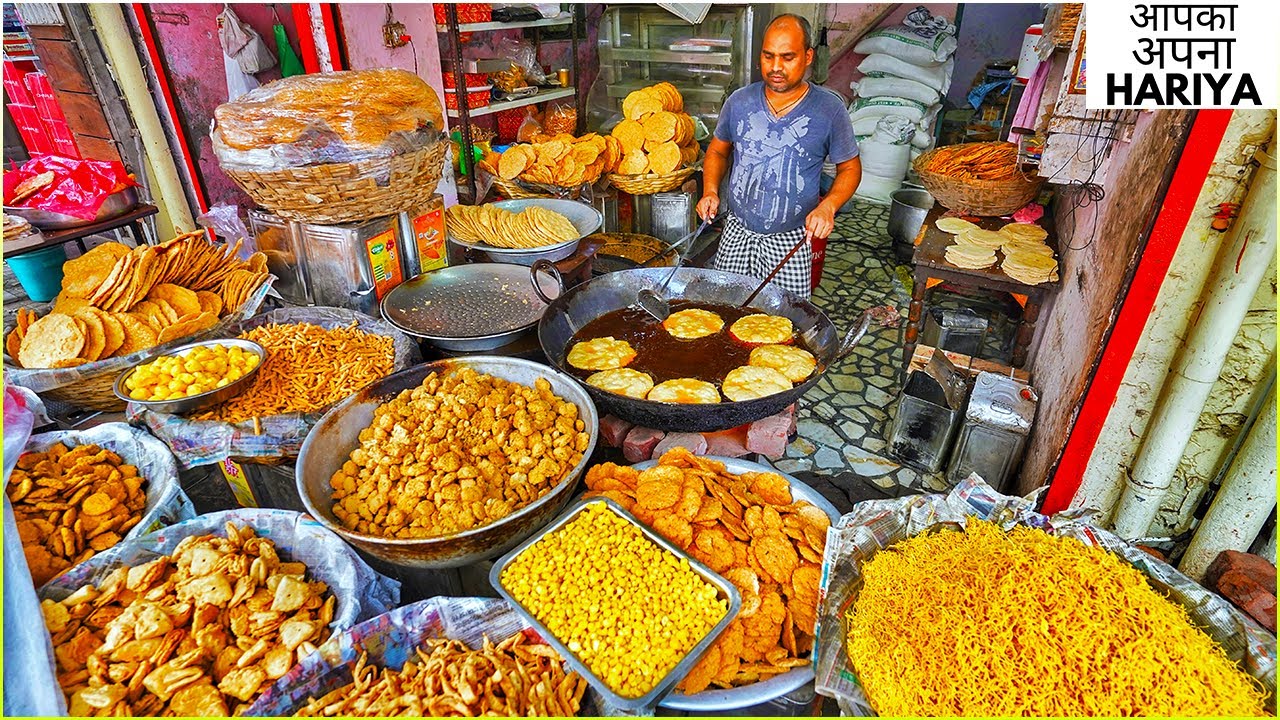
[8,280,274,412]
[478,161,552,200]
[607,166,697,196]
[912,148,1044,217]
[222,140,448,224]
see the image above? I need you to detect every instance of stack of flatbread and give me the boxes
[934,216,1059,283]
[3,214,32,242]
[999,222,1058,284]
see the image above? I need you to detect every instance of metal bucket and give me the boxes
[888,188,934,262]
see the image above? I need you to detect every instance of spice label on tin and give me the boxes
[366,229,403,300]
[219,458,258,508]
[413,205,448,273]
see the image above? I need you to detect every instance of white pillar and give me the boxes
[1111,145,1277,539]
[87,4,195,236]
[1179,391,1277,581]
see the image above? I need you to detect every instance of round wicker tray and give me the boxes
[223,139,448,225]
[607,166,697,195]
[912,147,1043,217]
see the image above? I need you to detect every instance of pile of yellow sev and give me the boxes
[193,322,395,423]
[846,519,1269,716]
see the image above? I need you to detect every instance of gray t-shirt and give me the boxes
[714,82,859,234]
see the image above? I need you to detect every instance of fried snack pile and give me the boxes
[486,133,617,187]
[583,448,828,694]
[445,204,579,249]
[9,443,147,586]
[6,232,269,368]
[125,343,261,402]
[846,519,1270,716]
[329,368,590,538]
[192,323,395,423]
[611,82,700,175]
[295,635,589,717]
[919,141,1019,181]
[45,522,336,717]
[215,69,444,151]
[501,501,727,699]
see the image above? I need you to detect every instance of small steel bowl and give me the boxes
[114,339,267,415]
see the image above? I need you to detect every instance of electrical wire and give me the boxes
[1043,109,1131,251]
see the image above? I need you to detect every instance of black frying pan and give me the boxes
[534,264,871,432]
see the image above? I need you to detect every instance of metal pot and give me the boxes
[3,186,139,230]
[446,198,602,266]
[535,263,871,432]
[380,262,563,352]
[888,187,934,262]
[295,356,599,569]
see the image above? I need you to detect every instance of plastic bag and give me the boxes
[211,68,446,172]
[5,276,274,395]
[249,597,613,715]
[2,156,138,220]
[813,475,1278,714]
[495,36,548,85]
[544,103,577,136]
[127,306,421,469]
[218,5,276,75]
[2,384,64,716]
[40,507,400,628]
[20,423,197,561]
[517,108,543,143]
[197,204,255,259]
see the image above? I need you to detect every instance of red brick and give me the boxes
[746,414,790,459]
[653,432,708,459]
[1205,551,1277,632]
[599,415,634,448]
[622,426,663,463]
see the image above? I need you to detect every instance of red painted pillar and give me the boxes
[1041,109,1234,515]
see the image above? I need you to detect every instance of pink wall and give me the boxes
[823,3,958,100]
[142,4,304,212]
[337,4,455,205]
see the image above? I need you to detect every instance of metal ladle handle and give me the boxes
[530,259,564,305]
[835,309,874,361]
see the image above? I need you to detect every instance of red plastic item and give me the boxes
[44,120,81,159]
[496,107,525,143]
[3,61,32,105]
[6,103,53,155]
[3,156,138,220]
[443,85,493,111]
[443,72,489,89]
[810,236,827,290]
[434,3,492,25]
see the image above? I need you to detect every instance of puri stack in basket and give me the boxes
[912,141,1043,217]
[212,68,448,224]
[608,82,702,195]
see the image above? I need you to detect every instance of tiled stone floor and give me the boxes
[774,200,950,495]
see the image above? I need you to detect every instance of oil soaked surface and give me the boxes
[567,300,814,388]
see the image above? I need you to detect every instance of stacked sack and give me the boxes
[846,7,957,201]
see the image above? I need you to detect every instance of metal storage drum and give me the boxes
[946,372,1037,491]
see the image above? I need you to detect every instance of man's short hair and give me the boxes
[767,13,812,50]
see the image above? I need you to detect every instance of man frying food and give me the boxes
[697,14,861,298]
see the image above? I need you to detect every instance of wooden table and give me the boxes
[4,203,158,258]
[904,205,1061,371]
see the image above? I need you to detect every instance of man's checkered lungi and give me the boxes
[712,213,812,298]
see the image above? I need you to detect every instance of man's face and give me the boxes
[760,22,813,93]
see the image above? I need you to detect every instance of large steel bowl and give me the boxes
[447,198,602,266]
[115,339,267,415]
[4,186,139,230]
[638,457,840,712]
[295,356,599,569]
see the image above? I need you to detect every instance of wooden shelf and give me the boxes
[436,17,571,33]
[447,87,575,119]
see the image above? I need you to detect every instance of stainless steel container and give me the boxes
[248,209,310,306]
[295,215,405,315]
[888,188,933,261]
[887,352,969,474]
[946,372,1037,491]
[590,186,619,233]
[921,308,989,358]
[645,190,697,245]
